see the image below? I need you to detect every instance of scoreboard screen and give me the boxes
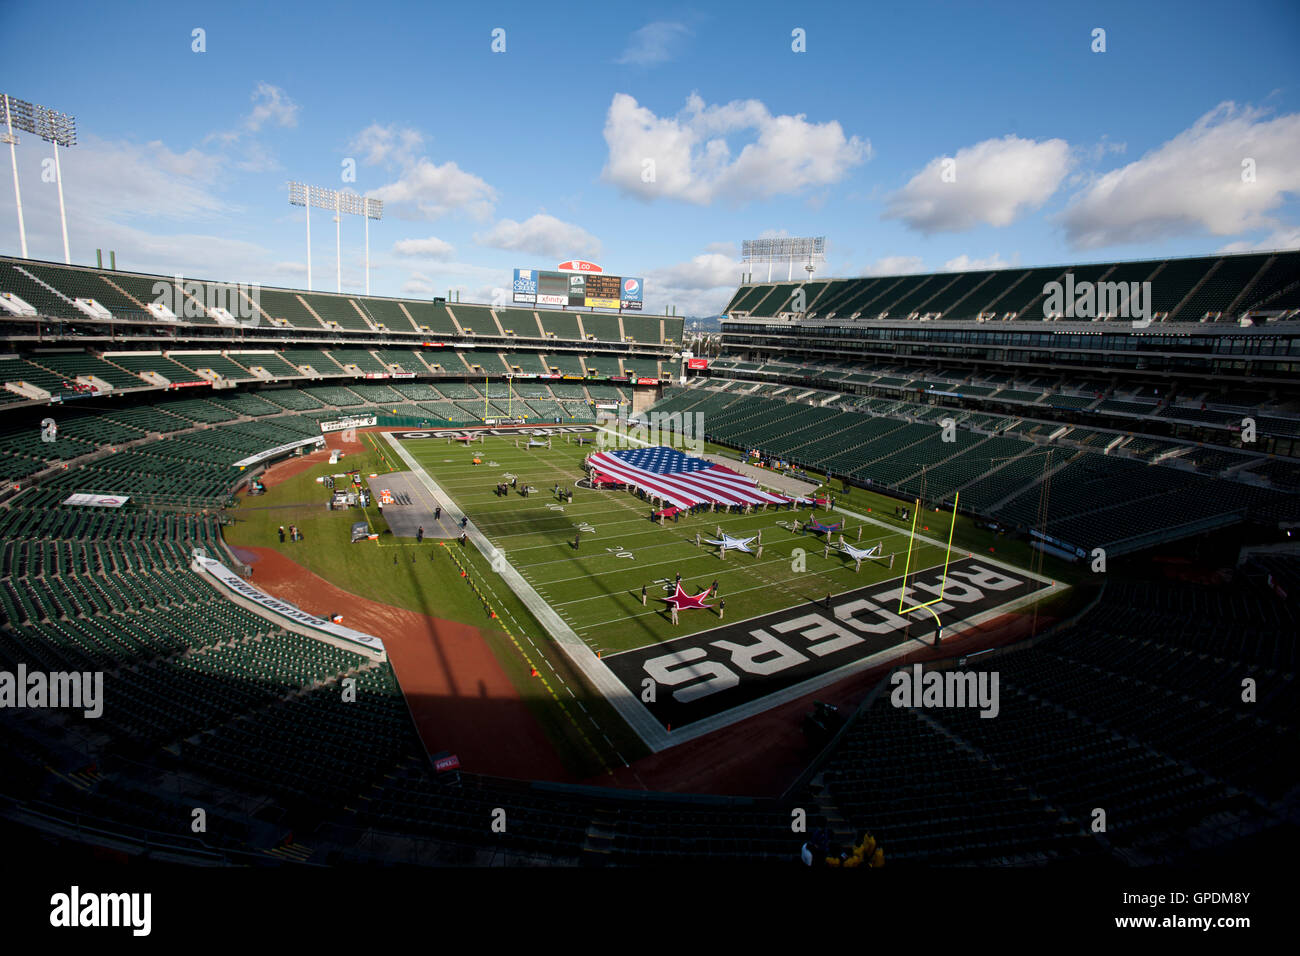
[584,274,621,300]
[515,267,645,310]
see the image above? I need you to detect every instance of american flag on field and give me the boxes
[585,447,788,509]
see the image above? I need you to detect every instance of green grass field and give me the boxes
[222,434,651,777]
[398,432,1074,655]
[220,428,1080,776]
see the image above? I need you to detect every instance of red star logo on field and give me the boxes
[664,582,712,611]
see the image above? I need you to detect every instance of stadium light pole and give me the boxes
[288,183,383,294]
[742,237,826,286]
[2,94,77,263]
[2,95,26,258]
[361,196,382,295]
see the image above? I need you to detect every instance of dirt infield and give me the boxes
[236,546,572,782]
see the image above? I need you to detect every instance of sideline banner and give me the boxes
[62,493,130,508]
[233,436,325,468]
[194,555,386,656]
[321,415,377,433]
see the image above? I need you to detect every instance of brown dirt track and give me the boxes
[235,545,571,783]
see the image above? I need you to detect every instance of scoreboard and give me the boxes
[583,274,621,309]
[514,268,643,310]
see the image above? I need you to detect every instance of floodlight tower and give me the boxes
[2,95,26,258]
[741,236,826,283]
[2,94,78,263]
[288,183,383,293]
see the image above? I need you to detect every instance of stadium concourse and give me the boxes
[0,249,1297,868]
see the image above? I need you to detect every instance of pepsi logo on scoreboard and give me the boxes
[621,276,644,310]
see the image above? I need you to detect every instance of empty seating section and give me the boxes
[329,350,388,374]
[654,376,1296,552]
[302,294,371,331]
[503,352,547,373]
[544,353,585,376]
[105,272,211,325]
[449,305,494,334]
[539,312,581,340]
[622,357,660,379]
[19,263,142,315]
[254,290,321,329]
[109,351,203,383]
[421,350,465,372]
[1240,251,1300,310]
[1173,254,1268,319]
[402,300,459,334]
[582,354,617,377]
[301,385,363,407]
[167,353,255,380]
[231,351,302,377]
[260,388,325,411]
[463,351,509,374]
[24,352,141,390]
[360,298,417,332]
[623,314,664,344]
[280,350,343,375]
[494,309,538,336]
[581,313,622,342]
[0,261,81,318]
[811,573,1294,863]
[350,383,403,404]
[373,349,423,373]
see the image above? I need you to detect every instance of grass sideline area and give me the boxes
[222,433,647,779]
[398,431,1080,655]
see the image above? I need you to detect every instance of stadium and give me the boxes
[0,0,1297,932]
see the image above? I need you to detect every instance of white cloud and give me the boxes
[352,123,497,221]
[349,123,425,168]
[392,236,455,259]
[602,92,870,204]
[884,135,1071,233]
[371,158,496,221]
[207,83,299,150]
[616,21,691,66]
[245,82,300,132]
[644,250,745,315]
[474,214,601,258]
[1061,103,1300,249]
[942,252,1018,271]
[1217,226,1300,254]
[47,135,228,224]
[864,255,924,276]
[401,272,436,295]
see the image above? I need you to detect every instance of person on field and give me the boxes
[278,525,285,544]
[417,526,424,544]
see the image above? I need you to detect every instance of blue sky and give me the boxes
[0,0,1297,315]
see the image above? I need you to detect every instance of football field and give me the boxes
[384,426,1061,745]
[394,430,954,654]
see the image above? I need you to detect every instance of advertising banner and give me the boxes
[621,276,643,310]
[512,269,538,304]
